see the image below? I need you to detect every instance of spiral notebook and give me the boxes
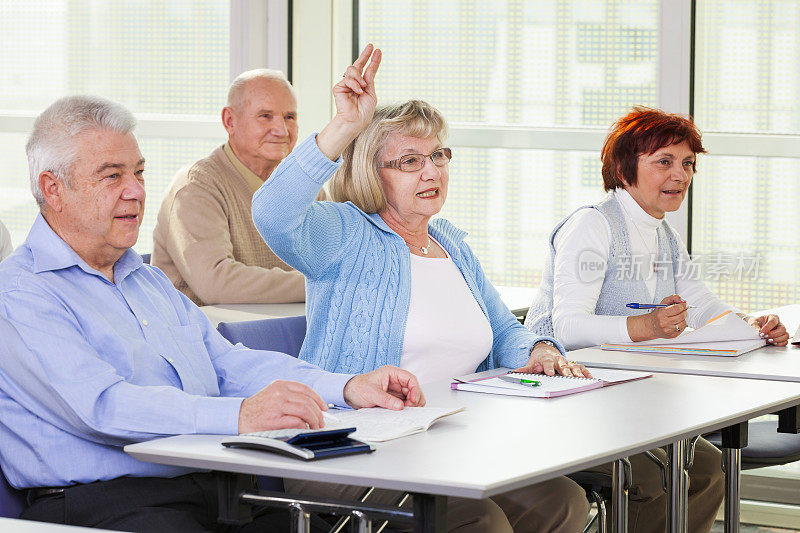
[451,367,652,398]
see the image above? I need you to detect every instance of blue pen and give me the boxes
[626,303,696,309]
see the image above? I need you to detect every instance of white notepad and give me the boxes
[451,367,651,398]
[238,406,465,443]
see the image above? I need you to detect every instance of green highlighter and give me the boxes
[498,375,541,387]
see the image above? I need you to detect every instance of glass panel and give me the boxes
[695,0,800,133]
[0,133,39,247]
[359,0,659,128]
[691,154,800,311]
[0,0,229,114]
[442,147,604,287]
[0,0,230,254]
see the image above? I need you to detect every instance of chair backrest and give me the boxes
[217,315,306,357]
[0,466,25,518]
[216,315,308,494]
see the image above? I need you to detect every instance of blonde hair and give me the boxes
[330,100,448,213]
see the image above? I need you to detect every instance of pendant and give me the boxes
[421,246,429,255]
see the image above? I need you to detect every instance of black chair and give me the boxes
[706,420,800,469]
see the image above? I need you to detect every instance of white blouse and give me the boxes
[551,188,735,350]
[400,245,493,384]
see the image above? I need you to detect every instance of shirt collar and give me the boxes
[223,142,266,193]
[27,214,143,282]
[614,188,662,231]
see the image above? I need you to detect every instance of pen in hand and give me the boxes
[626,302,696,310]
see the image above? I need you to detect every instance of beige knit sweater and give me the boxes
[152,144,323,306]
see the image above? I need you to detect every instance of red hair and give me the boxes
[601,107,706,191]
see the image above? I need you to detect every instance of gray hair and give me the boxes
[227,69,296,110]
[26,95,136,207]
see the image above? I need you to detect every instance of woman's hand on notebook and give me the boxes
[516,344,593,378]
[745,314,789,346]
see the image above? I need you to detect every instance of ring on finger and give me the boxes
[675,324,681,332]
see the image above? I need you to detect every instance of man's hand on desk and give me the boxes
[343,365,426,410]
[238,380,328,434]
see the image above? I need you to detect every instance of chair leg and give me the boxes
[329,487,375,533]
[582,490,606,533]
[328,488,409,533]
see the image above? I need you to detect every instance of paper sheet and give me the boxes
[635,310,760,345]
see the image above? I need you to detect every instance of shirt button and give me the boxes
[142,319,149,326]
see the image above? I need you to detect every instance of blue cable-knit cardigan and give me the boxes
[252,135,562,375]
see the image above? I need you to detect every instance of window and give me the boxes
[0,0,229,252]
[693,0,800,310]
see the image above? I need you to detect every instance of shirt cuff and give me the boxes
[618,316,632,342]
[292,134,343,184]
[194,396,244,435]
[532,336,566,356]
[312,372,354,408]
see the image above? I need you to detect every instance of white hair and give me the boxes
[226,69,296,110]
[26,95,136,207]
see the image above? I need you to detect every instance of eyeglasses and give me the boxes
[380,147,452,172]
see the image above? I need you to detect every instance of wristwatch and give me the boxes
[532,339,555,351]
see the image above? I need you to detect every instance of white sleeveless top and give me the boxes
[399,244,493,384]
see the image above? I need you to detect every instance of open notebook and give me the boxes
[601,310,766,357]
[229,406,465,444]
[451,367,652,398]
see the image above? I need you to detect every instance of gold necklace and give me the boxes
[405,235,432,255]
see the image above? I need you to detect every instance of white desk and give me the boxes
[126,373,800,532]
[201,302,306,327]
[200,286,536,327]
[0,518,114,531]
[494,285,536,316]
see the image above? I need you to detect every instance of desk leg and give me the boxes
[412,493,446,533]
[666,440,689,533]
[777,405,800,434]
[721,422,748,533]
[612,457,631,533]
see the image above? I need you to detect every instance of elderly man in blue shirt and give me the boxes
[0,95,425,531]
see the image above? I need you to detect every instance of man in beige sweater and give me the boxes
[153,69,320,305]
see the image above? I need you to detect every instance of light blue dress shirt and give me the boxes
[0,215,351,488]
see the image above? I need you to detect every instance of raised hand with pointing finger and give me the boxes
[317,44,382,161]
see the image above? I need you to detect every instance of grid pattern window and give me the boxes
[359,0,660,287]
[693,0,800,310]
[0,0,229,252]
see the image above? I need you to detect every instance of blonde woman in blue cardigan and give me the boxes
[253,44,591,533]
